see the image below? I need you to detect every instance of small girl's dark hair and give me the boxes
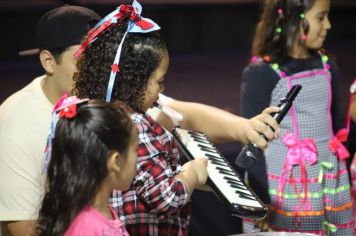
[36,100,134,236]
[73,14,167,111]
[252,0,316,64]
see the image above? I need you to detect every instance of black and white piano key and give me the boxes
[173,128,264,209]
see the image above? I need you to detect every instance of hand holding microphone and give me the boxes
[235,85,302,169]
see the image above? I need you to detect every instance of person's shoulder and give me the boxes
[130,112,151,133]
[312,50,338,69]
[325,53,339,71]
[64,207,126,236]
[0,76,50,122]
[313,51,339,77]
[243,60,271,73]
[242,60,275,79]
[64,208,101,236]
[242,60,278,86]
[130,112,147,125]
[0,76,45,113]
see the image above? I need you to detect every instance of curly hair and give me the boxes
[36,100,134,236]
[252,0,316,64]
[73,15,167,111]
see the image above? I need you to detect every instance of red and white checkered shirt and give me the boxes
[110,112,191,236]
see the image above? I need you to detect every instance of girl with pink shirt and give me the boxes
[36,97,138,236]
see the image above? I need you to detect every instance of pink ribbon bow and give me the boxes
[283,133,318,166]
[329,128,350,160]
[275,133,317,211]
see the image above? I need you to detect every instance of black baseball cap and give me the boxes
[19,5,101,56]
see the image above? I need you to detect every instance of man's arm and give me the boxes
[351,94,356,122]
[2,221,35,236]
[350,79,356,122]
[0,120,43,236]
[155,100,279,149]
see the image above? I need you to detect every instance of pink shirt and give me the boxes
[64,206,129,236]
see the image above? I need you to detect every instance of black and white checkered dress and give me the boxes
[264,57,353,235]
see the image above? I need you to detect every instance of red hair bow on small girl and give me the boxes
[59,104,77,119]
[42,95,89,174]
[55,95,89,119]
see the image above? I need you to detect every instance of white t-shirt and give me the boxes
[0,84,172,222]
[0,76,53,221]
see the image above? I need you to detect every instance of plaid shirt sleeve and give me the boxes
[132,114,190,216]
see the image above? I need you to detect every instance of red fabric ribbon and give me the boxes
[75,20,113,57]
[329,128,350,160]
[122,5,153,30]
[59,104,77,119]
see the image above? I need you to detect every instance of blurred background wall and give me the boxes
[1,0,356,109]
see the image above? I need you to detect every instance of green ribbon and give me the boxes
[269,184,350,199]
[318,161,334,183]
[323,221,337,235]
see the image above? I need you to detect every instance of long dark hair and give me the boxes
[252,0,316,64]
[36,100,134,236]
[73,15,167,111]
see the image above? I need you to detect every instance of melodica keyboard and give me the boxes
[172,127,268,220]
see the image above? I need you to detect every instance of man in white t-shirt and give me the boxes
[0,5,279,236]
[0,6,100,236]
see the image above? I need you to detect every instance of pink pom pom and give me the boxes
[251,56,259,63]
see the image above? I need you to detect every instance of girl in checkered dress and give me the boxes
[240,0,353,234]
[73,2,210,235]
[73,1,281,235]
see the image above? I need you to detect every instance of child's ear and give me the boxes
[39,50,55,74]
[107,151,121,173]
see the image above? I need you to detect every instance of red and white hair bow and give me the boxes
[74,1,161,102]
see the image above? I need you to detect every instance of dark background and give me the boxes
[0,1,355,235]
[1,1,356,110]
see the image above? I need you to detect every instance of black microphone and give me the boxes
[235,84,302,169]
